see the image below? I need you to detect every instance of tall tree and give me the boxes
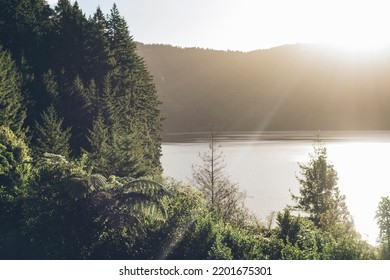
[88,114,148,178]
[0,0,52,69]
[84,7,112,87]
[291,139,353,231]
[105,4,163,171]
[34,104,71,158]
[51,0,88,78]
[87,114,110,175]
[0,47,26,136]
[192,132,247,224]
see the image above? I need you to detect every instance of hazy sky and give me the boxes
[48,0,390,52]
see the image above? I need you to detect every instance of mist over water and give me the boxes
[161,131,390,245]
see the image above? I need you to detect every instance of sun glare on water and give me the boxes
[327,142,390,245]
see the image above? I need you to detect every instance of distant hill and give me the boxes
[137,43,390,133]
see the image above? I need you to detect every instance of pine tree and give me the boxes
[0,0,52,68]
[51,0,88,78]
[87,114,110,175]
[84,7,112,87]
[106,4,163,171]
[291,138,353,231]
[0,47,26,136]
[34,104,71,158]
[110,131,148,178]
[88,114,148,178]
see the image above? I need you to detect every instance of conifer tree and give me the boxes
[88,114,148,178]
[0,47,26,136]
[106,4,163,170]
[34,104,71,158]
[51,0,88,78]
[110,131,148,178]
[85,7,112,87]
[0,0,52,69]
[291,139,353,231]
[87,114,110,175]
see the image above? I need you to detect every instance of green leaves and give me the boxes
[0,126,31,188]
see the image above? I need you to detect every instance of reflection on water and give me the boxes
[161,131,390,245]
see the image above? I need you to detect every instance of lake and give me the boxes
[161,131,390,245]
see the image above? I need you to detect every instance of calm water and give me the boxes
[161,132,390,245]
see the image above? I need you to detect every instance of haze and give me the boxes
[49,0,390,52]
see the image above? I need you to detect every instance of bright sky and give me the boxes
[49,0,390,52]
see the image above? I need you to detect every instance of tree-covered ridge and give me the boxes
[0,0,165,258]
[0,0,162,175]
[137,43,390,133]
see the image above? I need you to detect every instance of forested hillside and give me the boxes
[0,0,162,173]
[0,0,165,259]
[137,43,390,132]
[1,0,388,260]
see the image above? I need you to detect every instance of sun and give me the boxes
[312,0,390,55]
[320,30,390,55]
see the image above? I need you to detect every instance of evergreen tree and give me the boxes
[291,139,353,232]
[88,114,148,178]
[34,104,71,158]
[87,114,110,175]
[84,7,112,87]
[0,0,52,129]
[0,0,52,69]
[107,4,163,170]
[0,47,26,136]
[109,131,148,178]
[51,0,88,78]
[107,3,137,89]
[42,69,59,106]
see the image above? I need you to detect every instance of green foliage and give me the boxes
[124,179,205,259]
[260,208,376,260]
[1,0,163,172]
[23,154,169,259]
[88,115,149,178]
[292,139,353,231]
[84,7,112,86]
[167,210,267,260]
[375,196,390,259]
[51,0,88,77]
[34,104,71,158]
[0,126,31,258]
[0,126,31,192]
[0,47,26,135]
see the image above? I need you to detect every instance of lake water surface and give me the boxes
[161,131,390,245]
